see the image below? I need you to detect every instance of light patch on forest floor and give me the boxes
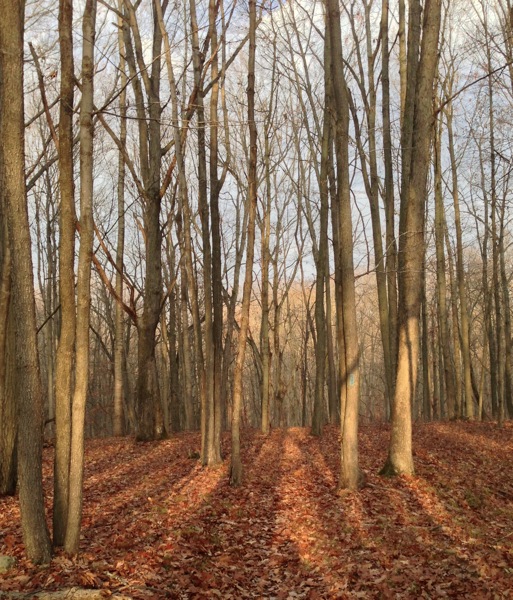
[1,422,513,598]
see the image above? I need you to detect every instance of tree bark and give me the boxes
[326,0,361,490]
[53,0,76,547]
[382,0,442,477]
[0,0,52,562]
[230,0,258,486]
[0,230,16,497]
[113,1,127,437]
[64,0,96,555]
[434,120,457,419]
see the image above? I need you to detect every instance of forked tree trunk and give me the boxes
[381,0,442,477]
[64,0,96,555]
[121,0,165,442]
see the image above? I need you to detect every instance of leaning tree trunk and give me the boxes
[0,0,52,563]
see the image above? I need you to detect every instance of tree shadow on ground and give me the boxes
[2,424,513,598]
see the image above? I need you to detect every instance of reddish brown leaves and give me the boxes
[1,423,513,597]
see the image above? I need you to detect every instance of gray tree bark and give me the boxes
[0,0,52,562]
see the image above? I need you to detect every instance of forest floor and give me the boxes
[1,422,513,599]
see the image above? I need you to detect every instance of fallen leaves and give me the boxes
[1,423,513,597]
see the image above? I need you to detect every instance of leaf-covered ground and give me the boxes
[1,422,513,598]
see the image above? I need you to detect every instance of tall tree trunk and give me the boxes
[381,0,442,476]
[64,0,96,555]
[445,95,474,419]
[445,231,463,418]
[0,227,16,496]
[327,0,361,490]
[381,0,398,416]
[189,0,218,464]
[53,0,76,547]
[260,164,272,435]
[434,120,457,419]
[499,196,513,418]
[260,50,276,435]
[113,2,127,437]
[230,0,258,486]
[208,0,224,461]
[311,23,331,437]
[362,0,394,414]
[121,0,165,441]
[0,0,52,562]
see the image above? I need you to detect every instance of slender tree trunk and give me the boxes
[445,98,474,419]
[499,198,513,418]
[363,1,394,413]
[113,3,127,437]
[189,0,218,464]
[64,0,96,555]
[327,0,361,490]
[208,0,224,460]
[122,0,165,441]
[398,0,407,121]
[381,0,398,416]
[53,0,76,547]
[311,24,331,437]
[260,164,272,435]
[434,121,457,419]
[0,0,52,562]
[445,231,463,418]
[230,0,258,486]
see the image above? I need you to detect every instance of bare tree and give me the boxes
[0,0,52,562]
[231,0,258,486]
[326,0,362,490]
[64,0,97,555]
[381,0,442,476]
[53,0,76,547]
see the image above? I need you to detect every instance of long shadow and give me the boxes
[414,422,513,503]
[79,435,202,536]
[46,428,308,598]
[6,424,512,598]
[296,424,513,597]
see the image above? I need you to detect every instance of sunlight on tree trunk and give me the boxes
[381,0,442,477]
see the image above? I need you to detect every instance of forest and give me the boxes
[1,0,513,596]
